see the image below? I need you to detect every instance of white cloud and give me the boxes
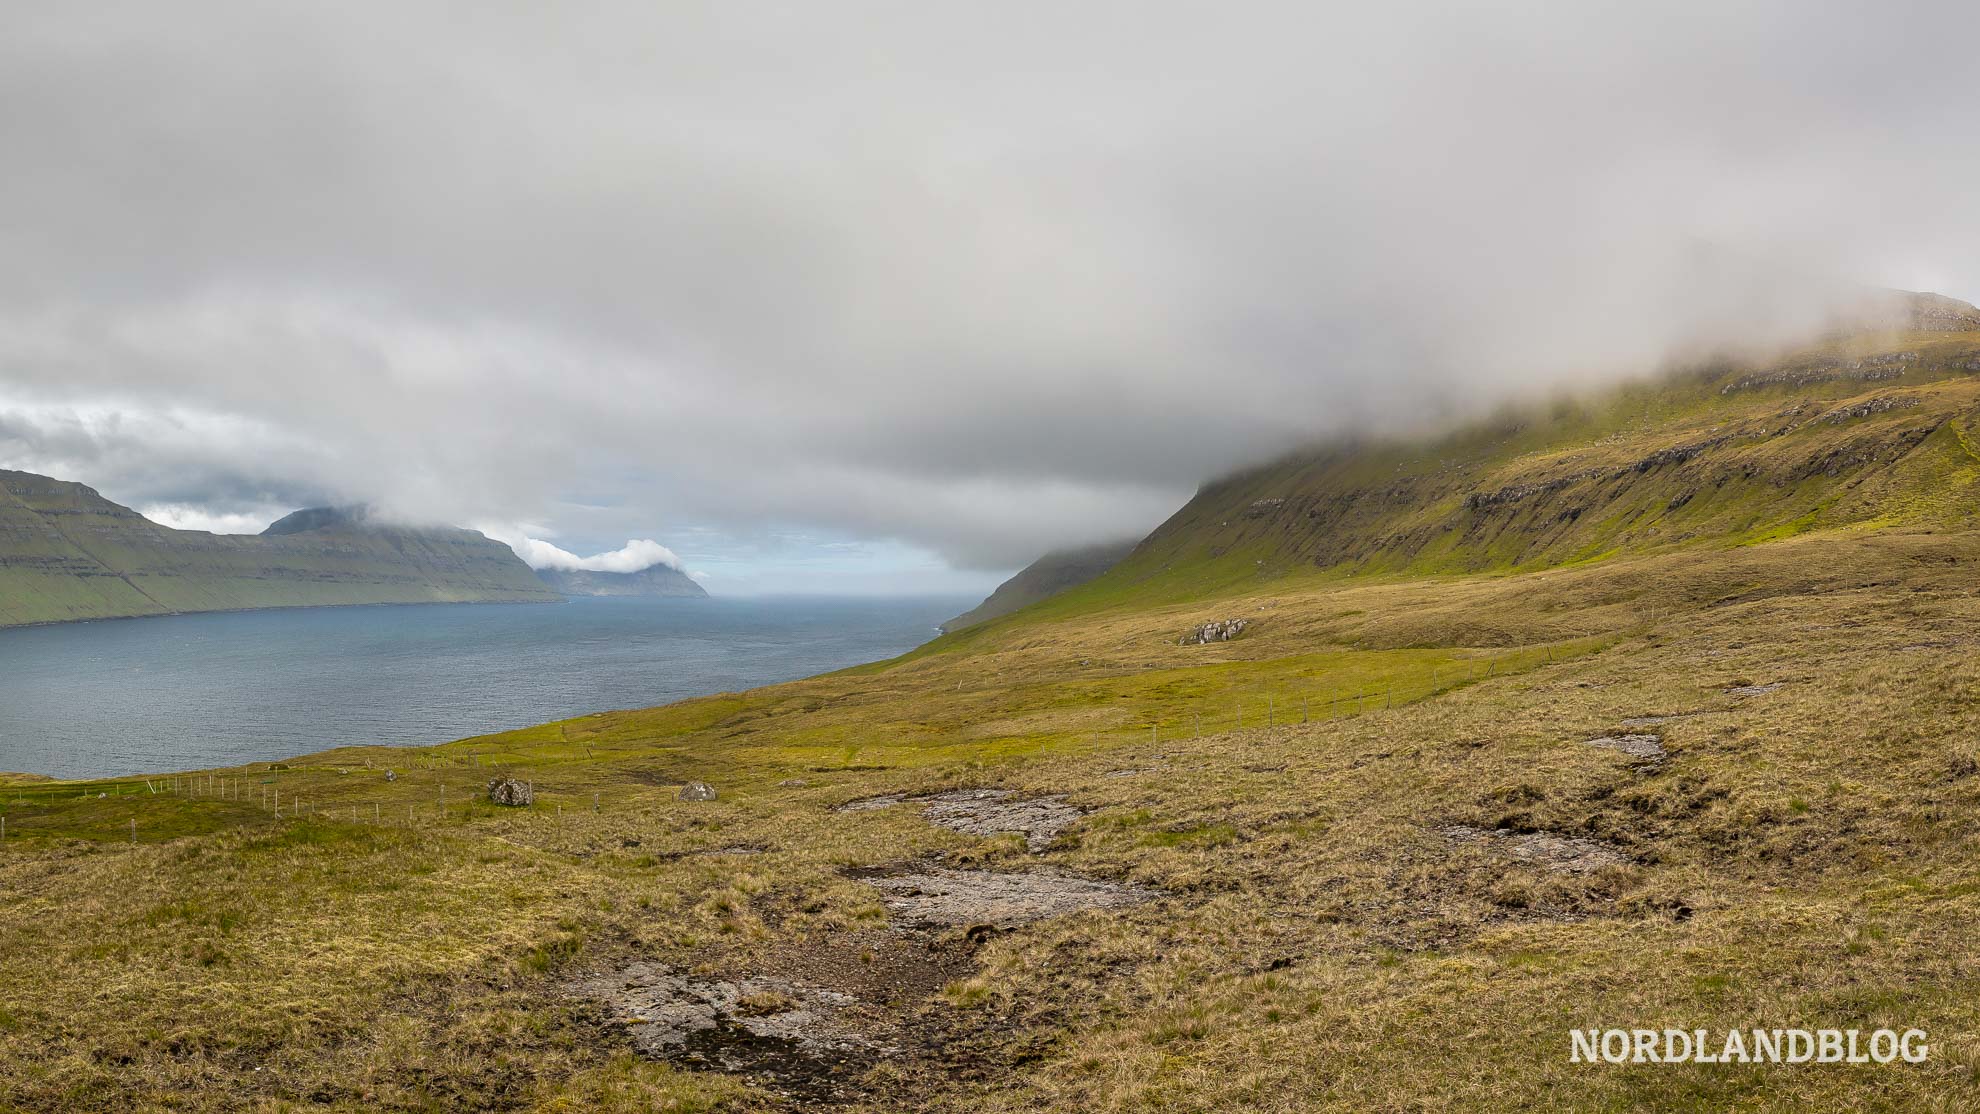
[509,537,682,574]
[4,3,1980,581]
[137,504,274,535]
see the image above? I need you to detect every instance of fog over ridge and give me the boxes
[2,1,1978,584]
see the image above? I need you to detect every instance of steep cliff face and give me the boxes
[0,473,558,627]
[534,564,707,598]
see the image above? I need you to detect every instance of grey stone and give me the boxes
[486,776,534,807]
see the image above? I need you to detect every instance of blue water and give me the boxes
[0,596,967,779]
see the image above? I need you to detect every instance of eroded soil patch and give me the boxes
[835,788,1088,852]
[569,962,881,1103]
[1441,824,1629,874]
[1584,733,1666,761]
[920,789,1084,852]
[864,867,1155,927]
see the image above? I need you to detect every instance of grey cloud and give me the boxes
[2,2,1978,571]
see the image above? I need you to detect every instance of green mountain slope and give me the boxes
[0,472,558,627]
[941,539,1136,631]
[1052,294,1980,612]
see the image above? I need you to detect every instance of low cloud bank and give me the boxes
[511,537,682,575]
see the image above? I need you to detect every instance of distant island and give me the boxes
[0,470,558,628]
[534,564,706,598]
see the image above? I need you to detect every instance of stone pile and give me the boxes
[1183,618,1249,644]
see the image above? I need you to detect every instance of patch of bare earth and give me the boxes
[919,789,1084,852]
[859,866,1156,928]
[1441,824,1630,873]
[1584,733,1666,762]
[835,787,1088,852]
[568,962,881,1103]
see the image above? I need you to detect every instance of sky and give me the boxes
[3,2,1978,594]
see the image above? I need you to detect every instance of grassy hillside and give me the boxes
[7,308,1980,1110]
[1007,322,1980,617]
[940,539,1135,632]
[0,472,558,627]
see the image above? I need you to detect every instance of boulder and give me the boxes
[680,781,718,802]
[1182,617,1249,645]
[486,776,534,807]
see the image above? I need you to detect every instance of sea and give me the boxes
[0,596,967,780]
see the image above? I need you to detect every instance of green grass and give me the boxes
[8,334,1980,1109]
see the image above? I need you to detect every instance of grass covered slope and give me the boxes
[940,539,1136,632]
[0,472,557,627]
[1066,313,1980,609]
[10,308,1980,1110]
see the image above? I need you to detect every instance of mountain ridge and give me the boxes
[1026,297,1980,615]
[534,563,707,598]
[0,472,558,627]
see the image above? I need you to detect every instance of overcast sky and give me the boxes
[3,2,1978,594]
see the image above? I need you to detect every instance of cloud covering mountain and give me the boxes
[3,2,1979,579]
[509,537,685,576]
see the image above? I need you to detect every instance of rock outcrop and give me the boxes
[1183,618,1248,644]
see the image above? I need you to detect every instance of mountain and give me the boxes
[534,563,707,598]
[0,472,557,627]
[1077,290,1980,605]
[941,539,1136,631]
[23,293,1980,1113]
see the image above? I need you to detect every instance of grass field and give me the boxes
[9,328,1980,1110]
[6,522,1980,1111]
